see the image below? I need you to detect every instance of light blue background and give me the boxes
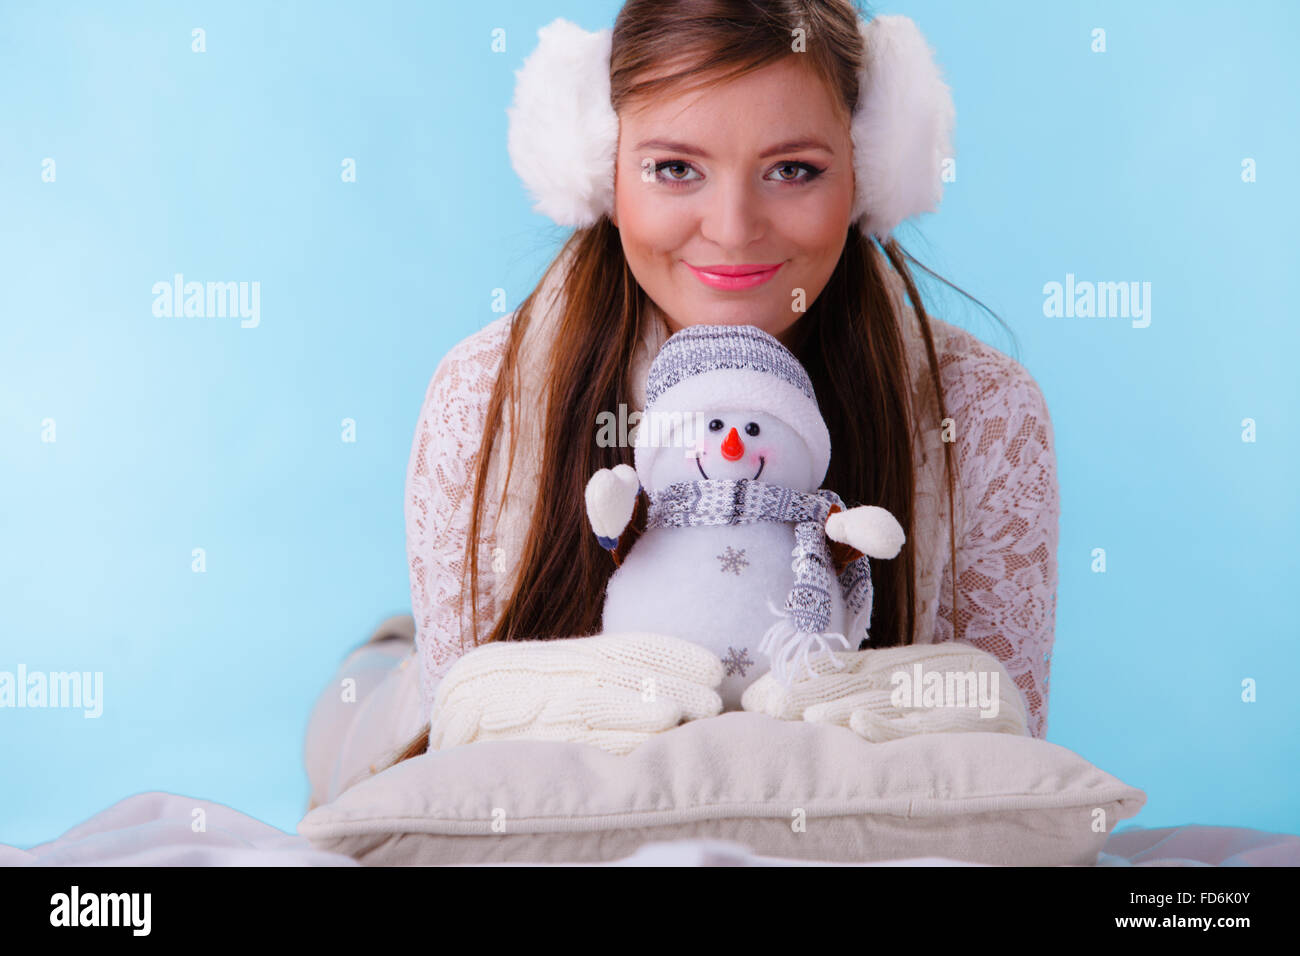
[1,0,1296,848]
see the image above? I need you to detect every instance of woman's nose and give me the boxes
[699,177,765,249]
[720,426,745,461]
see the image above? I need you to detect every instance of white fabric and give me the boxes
[303,635,425,809]
[601,519,848,708]
[825,504,907,559]
[0,793,359,867]
[6,791,1298,867]
[404,242,1060,738]
[584,464,640,540]
[298,711,1144,866]
[428,631,724,755]
[741,642,1029,740]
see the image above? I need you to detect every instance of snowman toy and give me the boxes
[585,324,906,710]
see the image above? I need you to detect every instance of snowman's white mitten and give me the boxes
[430,631,725,755]
[740,643,1029,740]
[585,464,641,547]
[825,505,906,560]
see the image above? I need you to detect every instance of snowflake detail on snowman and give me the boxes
[721,646,754,677]
[717,546,749,575]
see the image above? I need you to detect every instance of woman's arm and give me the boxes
[936,353,1061,739]
[404,316,513,719]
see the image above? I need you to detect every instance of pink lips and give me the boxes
[685,261,783,291]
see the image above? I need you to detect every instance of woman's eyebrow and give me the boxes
[632,137,835,159]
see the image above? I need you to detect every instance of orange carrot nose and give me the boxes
[720,426,745,461]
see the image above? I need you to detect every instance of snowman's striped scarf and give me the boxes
[644,478,874,685]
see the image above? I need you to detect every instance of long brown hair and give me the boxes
[386,0,1011,767]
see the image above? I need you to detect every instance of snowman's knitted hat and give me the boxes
[633,324,831,489]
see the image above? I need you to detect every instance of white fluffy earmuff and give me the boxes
[506,13,954,239]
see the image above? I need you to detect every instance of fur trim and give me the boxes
[851,15,956,238]
[506,19,619,228]
[505,14,955,237]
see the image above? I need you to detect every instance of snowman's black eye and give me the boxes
[745,422,760,436]
[708,419,724,431]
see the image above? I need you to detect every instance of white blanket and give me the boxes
[4,792,1298,867]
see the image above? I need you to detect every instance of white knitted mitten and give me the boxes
[740,643,1029,741]
[429,631,725,755]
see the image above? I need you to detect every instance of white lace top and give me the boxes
[404,275,1061,739]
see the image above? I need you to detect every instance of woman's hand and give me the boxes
[429,631,725,755]
[741,643,1030,741]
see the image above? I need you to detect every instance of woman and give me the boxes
[304,0,1059,809]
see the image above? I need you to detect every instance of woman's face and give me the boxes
[612,57,855,347]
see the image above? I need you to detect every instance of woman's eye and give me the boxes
[655,161,701,186]
[709,418,724,431]
[745,422,760,436]
[769,162,821,184]
[653,160,823,188]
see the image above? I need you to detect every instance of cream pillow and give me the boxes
[298,712,1145,865]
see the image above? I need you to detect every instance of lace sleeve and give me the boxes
[404,316,513,720]
[934,342,1061,739]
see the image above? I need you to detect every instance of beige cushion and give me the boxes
[297,712,1145,865]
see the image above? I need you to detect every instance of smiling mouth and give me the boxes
[695,455,765,481]
[685,262,784,291]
